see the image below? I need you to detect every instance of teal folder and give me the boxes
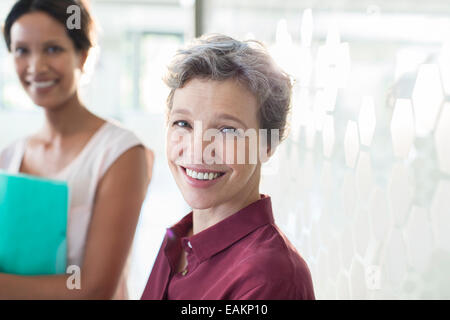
[0,171,68,275]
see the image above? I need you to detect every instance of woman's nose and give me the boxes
[173,123,221,165]
[26,53,49,75]
[190,125,205,165]
[180,123,214,165]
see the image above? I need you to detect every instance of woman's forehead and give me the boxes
[172,78,259,117]
[10,11,68,44]
[171,79,260,128]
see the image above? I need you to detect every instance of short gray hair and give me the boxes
[164,34,292,144]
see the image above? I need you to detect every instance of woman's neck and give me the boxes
[192,173,261,235]
[41,93,92,140]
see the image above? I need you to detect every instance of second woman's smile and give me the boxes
[178,165,228,189]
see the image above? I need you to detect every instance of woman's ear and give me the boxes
[260,143,277,164]
[267,145,277,159]
[78,49,89,71]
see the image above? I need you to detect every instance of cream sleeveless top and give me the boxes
[0,121,143,299]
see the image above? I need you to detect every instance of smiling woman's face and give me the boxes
[166,77,262,210]
[9,11,86,109]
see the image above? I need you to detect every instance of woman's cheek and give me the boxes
[55,56,78,85]
[167,128,188,162]
[14,59,27,84]
[222,137,238,165]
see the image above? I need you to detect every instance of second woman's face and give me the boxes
[9,11,86,109]
[166,77,263,211]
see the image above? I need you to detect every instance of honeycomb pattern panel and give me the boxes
[260,13,450,298]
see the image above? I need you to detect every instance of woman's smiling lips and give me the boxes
[178,165,227,189]
[26,78,59,94]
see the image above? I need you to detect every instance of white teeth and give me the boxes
[31,80,56,89]
[185,168,223,181]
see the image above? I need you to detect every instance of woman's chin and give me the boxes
[183,193,219,211]
[30,98,64,110]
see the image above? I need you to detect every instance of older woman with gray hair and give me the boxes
[141,34,315,300]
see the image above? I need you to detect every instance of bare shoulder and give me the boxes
[103,145,149,179]
[97,145,152,200]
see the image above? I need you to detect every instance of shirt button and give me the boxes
[181,269,188,276]
[187,241,192,249]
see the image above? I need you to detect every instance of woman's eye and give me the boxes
[173,120,191,128]
[46,46,63,54]
[221,127,240,135]
[14,47,28,56]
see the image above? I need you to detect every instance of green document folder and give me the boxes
[0,171,68,275]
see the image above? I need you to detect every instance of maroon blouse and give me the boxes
[141,195,315,300]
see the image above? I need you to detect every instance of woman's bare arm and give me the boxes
[0,146,152,299]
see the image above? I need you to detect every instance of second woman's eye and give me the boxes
[14,47,28,56]
[221,127,242,136]
[173,120,191,129]
[46,46,63,54]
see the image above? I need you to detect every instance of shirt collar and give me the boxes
[167,194,274,263]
